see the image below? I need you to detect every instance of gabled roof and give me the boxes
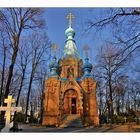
[62,76,82,93]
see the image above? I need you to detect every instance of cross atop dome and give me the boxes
[66,13,75,27]
[62,12,79,59]
[83,44,90,58]
[52,43,58,57]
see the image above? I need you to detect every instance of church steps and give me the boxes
[59,114,83,128]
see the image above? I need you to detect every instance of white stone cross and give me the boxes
[0,95,22,132]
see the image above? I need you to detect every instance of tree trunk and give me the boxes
[108,71,114,124]
[25,67,35,122]
[40,78,45,123]
[13,67,26,123]
[1,35,21,122]
[0,45,6,123]
[99,91,103,115]
[16,67,26,107]
[4,35,21,101]
[0,45,6,106]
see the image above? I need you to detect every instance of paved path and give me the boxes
[16,124,140,133]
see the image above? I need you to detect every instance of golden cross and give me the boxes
[83,44,90,57]
[52,43,58,57]
[66,13,75,27]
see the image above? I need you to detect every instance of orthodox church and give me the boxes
[42,13,99,127]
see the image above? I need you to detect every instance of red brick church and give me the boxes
[42,13,99,127]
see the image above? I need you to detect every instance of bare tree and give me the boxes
[0,8,45,105]
[96,42,127,124]
[86,8,140,124]
[127,79,140,112]
[114,76,128,114]
[37,65,48,123]
[19,94,27,114]
[87,8,140,61]
[25,32,51,122]
[0,29,8,106]
[15,39,31,107]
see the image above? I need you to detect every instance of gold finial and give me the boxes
[66,13,75,27]
[52,43,58,57]
[83,44,90,58]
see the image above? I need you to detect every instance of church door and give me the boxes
[63,89,78,114]
[72,98,76,114]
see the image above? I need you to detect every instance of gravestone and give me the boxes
[124,117,127,123]
[26,116,29,123]
[0,95,22,132]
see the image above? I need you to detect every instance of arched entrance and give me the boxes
[63,89,79,114]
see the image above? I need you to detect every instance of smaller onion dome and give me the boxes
[49,56,60,77]
[82,58,92,70]
[82,57,93,78]
[49,57,59,69]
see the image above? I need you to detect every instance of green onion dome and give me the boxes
[82,58,93,78]
[82,58,92,70]
[49,57,59,69]
[49,56,60,77]
[65,27,75,39]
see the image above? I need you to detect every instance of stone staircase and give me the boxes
[59,114,83,128]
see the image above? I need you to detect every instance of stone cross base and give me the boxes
[1,122,13,132]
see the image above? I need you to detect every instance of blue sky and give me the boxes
[43,8,140,79]
[44,8,112,64]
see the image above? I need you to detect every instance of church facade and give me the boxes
[42,13,99,127]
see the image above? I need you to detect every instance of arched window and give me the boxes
[67,67,74,78]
